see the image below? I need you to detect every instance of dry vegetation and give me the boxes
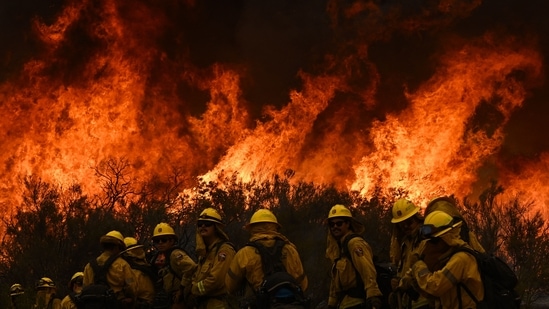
[1,164,547,308]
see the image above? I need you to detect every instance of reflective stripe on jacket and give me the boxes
[192,240,236,308]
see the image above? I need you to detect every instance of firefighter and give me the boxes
[410,210,483,309]
[33,277,61,309]
[389,199,431,309]
[82,230,137,305]
[226,208,308,308]
[10,283,28,309]
[60,272,83,309]
[187,208,235,308]
[325,204,383,309]
[149,222,197,308]
[122,237,156,308]
[421,196,485,273]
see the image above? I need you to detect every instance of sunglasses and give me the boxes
[197,220,214,228]
[329,220,347,228]
[153,237,172,244]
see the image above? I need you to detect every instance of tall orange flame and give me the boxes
[0,0,547,217]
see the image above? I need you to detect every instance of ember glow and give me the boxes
[0,0,548,216]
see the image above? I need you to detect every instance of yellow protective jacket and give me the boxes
[60,295,76,309]
[411,229,484,309]
[191,238,236,308]
[225,230,308,299]
[328,232,382,309]
[153,247,197,295]
[130,263,155,304]
[391,227,430,309]
[83,251,137,301]
[33,291,61,309]
[11,296,33,309]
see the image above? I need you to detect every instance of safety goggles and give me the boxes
[328,220,348,228]
[197,220,214,228]
[419,224,438,239]
[153,237,172,244]
[420,221,462,239]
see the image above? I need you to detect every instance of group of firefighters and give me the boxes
[8,196,486,309]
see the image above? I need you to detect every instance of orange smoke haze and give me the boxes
[0,0,548,216]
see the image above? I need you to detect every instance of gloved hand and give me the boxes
[398,270,414,291]
[366,296,383,309]
[391,277,400,291]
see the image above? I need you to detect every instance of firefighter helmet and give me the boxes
[421,210,463,238]
[246,209,280,228]
[100,230,125,249]
[425,196,462,219]
[10,283,24,296]
[123,237,143,249]
[36,277,55,290]
[153,222,177,240]
[326,204,365,234]
[391,199,420,223]
[327,204,353,219]
[68,272,83,289]
[198,208,224,225]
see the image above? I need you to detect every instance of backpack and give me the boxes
[340,234,396,309]
[75,254,119,309]
[148,247,185,309]
[453,247,521,309]
[246,238,310,309]
[149,246,193,282]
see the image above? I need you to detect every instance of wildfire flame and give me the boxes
[0,0,547,217]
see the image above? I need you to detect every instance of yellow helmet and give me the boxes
[198,208,224,225]
[100,230,125,249]
[123,237,143,249]
[68,272,83,289]
[10,283,24,296]
[153,222,177,239]
[421,210,463,238]
[123,237,145,259]
[36,277,55,290]
[247,209,280,227]
[425,196,462,219]
[391,199,420,223]
[327,204,353,219]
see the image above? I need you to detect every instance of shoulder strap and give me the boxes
[90,253,119,285]
[452,246,477,258]
[340,233,362,259]
[339,233,366,296]
[214,241,236,254]
[451,246,481,307]
[247,238,287,276]
[125,257,156,280]
[68,291,77,303]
